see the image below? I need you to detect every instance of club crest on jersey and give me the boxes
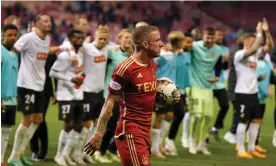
[110,80,121,90]
[94,55,106,63]
[36,53,49,60]
[141,154,149,165]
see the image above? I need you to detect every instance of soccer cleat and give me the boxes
[94,152,113,163]
[152,152,166,159]
[72,155,86,165]
[64,155,77,166]
[181,138,189,148]
[54,155,67,166]
[273,130,276,147]
[159,145,169,156]
[237,152,253,159]
[83,154,96,164]
[224,132,236,144]
[106,151,121,162]
[255,145,267,153]
[20,156,33,166]
[197,145,212,156]
[249,151,267,158]
[164,138,178,156]
[209,129,221,141]
[7,160,24,166]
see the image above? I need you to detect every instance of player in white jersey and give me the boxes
[50,30,85,166]
[234,19,274,159]
[77,27,110,163]
[7,14,52,166]
[98,24,118,50]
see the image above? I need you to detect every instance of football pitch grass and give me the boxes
[4,98,276,166]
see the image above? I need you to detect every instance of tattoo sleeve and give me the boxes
[95,94,120,135]
[263,31,275,54]
[244,33,263,58]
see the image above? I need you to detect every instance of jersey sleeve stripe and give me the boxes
[117,58,133,75]
[116,58,132,75]
[118,60,134,77]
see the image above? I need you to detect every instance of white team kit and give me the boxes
[16,31,50,92]
[234,48,263,94]
[51,51,84,101]
[14,31,51,114]
[234,47,263,122]
[81,41,109,93]
[80,42,109,121]
[50,45,84,122]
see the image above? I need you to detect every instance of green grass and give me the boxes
[4,98,276,166]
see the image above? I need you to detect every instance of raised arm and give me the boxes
[262,18,274,54]
[243,22,263,58]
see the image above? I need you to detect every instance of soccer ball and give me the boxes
[155,77,179,106]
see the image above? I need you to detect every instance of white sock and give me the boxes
[151,128,161,153]
[56,129,69,156]
[182,112,190,140]
[159,120,170,144]
[8,123,28,161]
[247,123,260,152]
[73,127,89,157]
[19,123,39,156]
[1,126,12,162]
[63,130,81,156]
[236,123,246,153]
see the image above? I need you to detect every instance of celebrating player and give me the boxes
[1,24,19,166]
[188,27,223,155]
[235,19,274,159]
[7,14,52,166]
[84,26,179,166]
[76,27,110,164]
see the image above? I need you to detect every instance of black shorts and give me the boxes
[213,89,229,107]
[1,105,16,125]
[58,100,84,122]
[83,91,104,121]
[17,87,45,115]
[234,93,262,123]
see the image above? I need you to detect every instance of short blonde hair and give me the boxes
[118,29,131,40]
[135,22,149,28]
[168,31,185,48]
[131,26,158,50]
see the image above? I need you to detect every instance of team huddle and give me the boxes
[1,13,276,166]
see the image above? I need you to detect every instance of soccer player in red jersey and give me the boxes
[84,26,179,166]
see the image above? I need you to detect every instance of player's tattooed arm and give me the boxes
[262,18,274,54]
[84,94,120,156]
[96,94,120,134]
[243,21,263,58]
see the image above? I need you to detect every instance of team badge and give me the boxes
[110,80,121,90]
[141,154,150,165]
